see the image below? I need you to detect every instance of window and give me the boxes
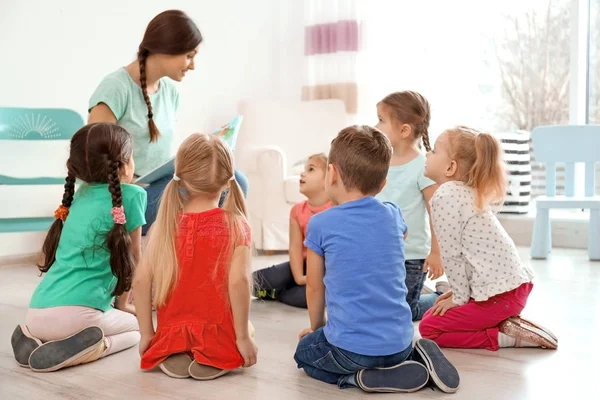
[589,0,600,193]
[358,0,571,202]
[590,0,600,125]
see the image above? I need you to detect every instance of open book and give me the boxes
[135,116,243,184]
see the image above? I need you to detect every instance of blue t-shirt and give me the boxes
[304,196,414,356]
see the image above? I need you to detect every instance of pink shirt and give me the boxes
[290,200,333,258]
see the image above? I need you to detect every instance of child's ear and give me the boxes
[446,160,458,177]
[120,163,129,178]
[375,177,387,195]
[400,124,412,140]
[327,164,337,186]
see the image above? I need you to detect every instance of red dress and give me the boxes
[141,209,251,370]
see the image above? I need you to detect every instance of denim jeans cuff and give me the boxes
[337,373,354,389]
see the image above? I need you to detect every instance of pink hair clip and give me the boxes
[111,206,127,225]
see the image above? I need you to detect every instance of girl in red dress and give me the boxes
[133,133,257,380]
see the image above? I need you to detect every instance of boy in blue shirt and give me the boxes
[294,125,459,393]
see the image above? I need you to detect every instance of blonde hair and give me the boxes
[445,126,506,210]
[143,133,249,306]
[329,125,392,195]
[379,91,432,151]
[308,153,328,170]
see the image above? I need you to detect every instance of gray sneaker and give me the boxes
[413,338,460,393]
[28,326,104,372]
[356,360,430,393]
[11,325,42,367]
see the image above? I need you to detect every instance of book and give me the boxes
[135,115,243,184]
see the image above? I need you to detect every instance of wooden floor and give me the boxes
[0,248,598,399]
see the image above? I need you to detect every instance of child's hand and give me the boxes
[431,296,458,316]
[434,291,452,304]
[139,333,154,358]
[298,327,314,340]
[295,275,307,286]
[236,337,258,367]
[424,251,444,280]
[119,304,136,316]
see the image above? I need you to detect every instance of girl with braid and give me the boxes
[88,10,249,235]
[10,123,147,372]
[375,91,449,321]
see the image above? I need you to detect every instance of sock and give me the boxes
[498,332,539,348]
[498,332,516,347]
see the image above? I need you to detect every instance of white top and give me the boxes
[430,181,534,306]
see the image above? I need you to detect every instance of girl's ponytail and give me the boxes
[466,133,506,210]
[223,177,250,249]
[144,179,183,307]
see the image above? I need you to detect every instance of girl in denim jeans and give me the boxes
[375,91,449,320]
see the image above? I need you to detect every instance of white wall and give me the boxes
[0,0,304,138]
[0,0,304,257]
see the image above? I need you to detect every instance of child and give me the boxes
[375,91,448,321]
[294,125,460,394]
[253,153,332,308]
[133,133,257,380]
[10,123,145,372]
[419,126,558,350]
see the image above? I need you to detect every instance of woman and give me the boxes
[88,9,249,235]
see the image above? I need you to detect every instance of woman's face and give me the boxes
[162,47,199,82]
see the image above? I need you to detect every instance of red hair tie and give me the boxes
[54,205,69,222]
[111,206,126,225]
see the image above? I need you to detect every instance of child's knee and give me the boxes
[418,314,435,338]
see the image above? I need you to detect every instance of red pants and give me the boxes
[419,282,533,351]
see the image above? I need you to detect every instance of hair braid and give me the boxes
[420,106,432,152]
[62,173,76,208]
[38,173,77,273]
[105,160,133,296]
[107,160,123,207]
[138,49,160,143]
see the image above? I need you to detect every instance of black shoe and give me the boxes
[28,326,104,372]
[11,325,42,367]
[414,338,460,393]
[356,360,430,393]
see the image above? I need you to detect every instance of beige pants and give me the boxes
[26,306,140,357]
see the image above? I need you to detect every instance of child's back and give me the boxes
[134,133,257,380]
[141,208,250,370]
[12,123,143,373]
[30,183,146,312]
[307,197,412,355]
[295,125,459,394]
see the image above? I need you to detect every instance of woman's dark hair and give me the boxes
[138,9,203,143]
[38,123,135,296]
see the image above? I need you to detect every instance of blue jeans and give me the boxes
[142,169,249,235]
[294,328,413,388]
[405,259,439,321]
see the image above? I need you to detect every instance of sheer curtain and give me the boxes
[302,0,361,114]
